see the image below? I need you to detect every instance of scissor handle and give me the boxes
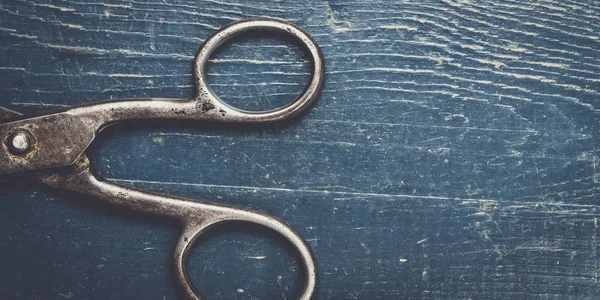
[37,156,317,300]
[193,18,325,123]
[174,206,317,300]
[0,18,324,175]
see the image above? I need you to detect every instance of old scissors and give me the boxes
[0,18,324,299]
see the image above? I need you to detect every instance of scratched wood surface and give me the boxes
[1,0,599,299]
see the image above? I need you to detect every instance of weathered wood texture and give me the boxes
[1,0,599,299]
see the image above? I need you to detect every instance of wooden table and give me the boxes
[1,0,599,299]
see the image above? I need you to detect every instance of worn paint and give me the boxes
[1,0,599,299]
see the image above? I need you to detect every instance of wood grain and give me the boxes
[0,0,599,299]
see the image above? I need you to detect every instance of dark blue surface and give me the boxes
[1,0,600,299]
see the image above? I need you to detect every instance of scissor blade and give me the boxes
[0,106,22,121]
[0,106,88,184]
[0,107,24,181]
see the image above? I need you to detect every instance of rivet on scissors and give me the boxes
[6,129,34,155]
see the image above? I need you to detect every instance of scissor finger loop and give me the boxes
[193,18,325,123]
[173,207,317,300]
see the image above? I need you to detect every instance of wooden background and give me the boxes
[1,0,599,299]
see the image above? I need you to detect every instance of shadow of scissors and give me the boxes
[0,18,324,300]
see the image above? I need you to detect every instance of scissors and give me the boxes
[0,18,324,299]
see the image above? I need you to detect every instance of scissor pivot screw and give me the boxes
[6,129,34,155]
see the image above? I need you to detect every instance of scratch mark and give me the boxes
[595,217,598,283]
[33,3,75,12]
[379,25,418,31]
[360,243,371,253]
[108,73,154,78]
[102,3,133,8]
[247,256,266,260]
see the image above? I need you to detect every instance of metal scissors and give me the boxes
[0,18,324,299]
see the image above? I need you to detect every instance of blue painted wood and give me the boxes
[1,0,600,299]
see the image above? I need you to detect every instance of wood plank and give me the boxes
[0,0,599,299]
